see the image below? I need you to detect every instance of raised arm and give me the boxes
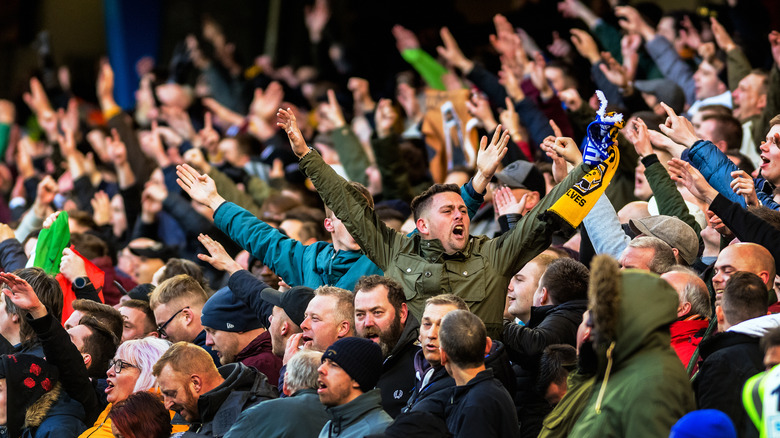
[0,272,99,423]
[281,108,403,269]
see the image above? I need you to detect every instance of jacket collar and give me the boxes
[450,368,494,403]
[386,314,421,364]
[326,389,384,431]
[234,330,272,363]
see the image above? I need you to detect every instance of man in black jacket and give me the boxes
[695,271,770,438]
[441,310,520,438]
[153,341,277,437]
[502,257,589,438]
[353,275,420,418]
[403,294,466,417]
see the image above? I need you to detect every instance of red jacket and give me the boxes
[235,330,282,385]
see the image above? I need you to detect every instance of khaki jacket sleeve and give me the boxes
[299,150,404,270]
[484,163,588,276]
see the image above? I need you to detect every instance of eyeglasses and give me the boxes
[108,359,138,374]
[157,306,189,338]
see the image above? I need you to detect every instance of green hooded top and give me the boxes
[569,264,695,438]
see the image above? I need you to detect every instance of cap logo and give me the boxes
[393,390,404,399]
[226,323,235,329]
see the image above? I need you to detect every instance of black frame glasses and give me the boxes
[157,306,189,338]
[108,358,138,374]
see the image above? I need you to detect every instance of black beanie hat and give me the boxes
[0,354,59,438]
[322,337,383,393]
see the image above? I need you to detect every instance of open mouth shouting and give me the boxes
[452,224,465,237]
[317,379,328,394]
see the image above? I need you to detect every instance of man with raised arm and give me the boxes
[244,108,589,339]
[175,93,501,292]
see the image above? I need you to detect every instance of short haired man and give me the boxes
[154,341,278,436]
[292,286,355,355]
[1,267,64,356]
[440,310,520,438]
[503,258,589,437]
[118,299,159,342]
[353,275,420,417]
[149,274,219,365]
[402,294,467,416]
[537,344,577,406]
[618,236,676,274]
[695,271,776,437]
[505,254,556,325]
[761,326,780,370]
[732,70,770,166]
[64,298,123,344]
[224,350,329,438]
[696,113,743,153]
[276,112,590,339]
[661,269,711,368]
[201,287,282,385]
[317,337,392,437]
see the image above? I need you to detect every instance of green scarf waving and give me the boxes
[33,211,70,274]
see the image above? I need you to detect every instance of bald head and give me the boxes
[712,243,775,304]
[661,270,711,319]
[617,201,650,223]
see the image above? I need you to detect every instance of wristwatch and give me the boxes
[73,276,90,289]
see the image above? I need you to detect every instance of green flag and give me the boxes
[33,211,70,275]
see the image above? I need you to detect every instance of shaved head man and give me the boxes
[712,243,776,304]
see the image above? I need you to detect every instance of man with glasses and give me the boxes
[149,274,220,365]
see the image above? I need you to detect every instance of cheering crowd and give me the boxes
[1,0,780,437]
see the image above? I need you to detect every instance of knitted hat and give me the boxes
[201,287,264,332]
[0,354,59,437]
[127,283,155,302]
[629,215,699,265]
[322,337,383,393]
[260,286,315,327]
[670,409,736,438]
[494,160,546,194]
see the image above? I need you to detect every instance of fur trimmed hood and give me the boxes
[24,382,62,429]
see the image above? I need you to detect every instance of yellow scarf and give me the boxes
[547,137,620,228]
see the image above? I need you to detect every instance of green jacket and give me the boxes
[300,150,586,338]
[569,271,695,437]
[538,371,595,438]
[642,154,704,252]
